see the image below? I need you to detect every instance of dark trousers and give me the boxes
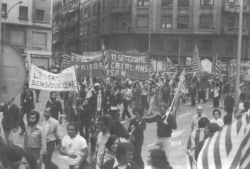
[43,140,59,169]
[79,118,90,142]
[140,95,148,111]
[162,94,170,105]
[213,97,220,108]
[190,92,196,106]
[133,139,144,169]
[122,100,131,120]
[20,109,31,132]
[35,90,41,102]
[109,110,120,120]
[198,90,206,103]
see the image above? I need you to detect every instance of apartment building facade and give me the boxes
[2,0,53,69]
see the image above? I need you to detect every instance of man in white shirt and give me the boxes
[122,85,132,121]
[191,106,207,132]
[94,116,112,169]
[60,122,88,169]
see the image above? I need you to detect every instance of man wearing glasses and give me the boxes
[191,106,207,132]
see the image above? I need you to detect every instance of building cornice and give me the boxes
[1,22,52,30]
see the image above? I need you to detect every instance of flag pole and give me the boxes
[235,0,243,114]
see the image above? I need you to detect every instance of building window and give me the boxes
[178,0,189,7]
[227,18,235,27]
[36,9,45,22]
[137,15,149,29]
[226,40,234,53]
[32,32,47,49]
[170,41,179,51]
[138,0,150,7]
[92,21,96,34]
[200,40,212,52]
[161,16,172,29]
[200,0,213,6]
[19,6,28,19]
[84,25,87,34]
[162,0,173,7]
[92,4,96,16]
[80,26,83,35]
[11,30,25,45]
[103,0,106,12]
[200,15,213,29]
[177,16,189,29]
[2,3,7,16]
[155,39,163,50]
[84,6,90,18]
[185,40,192,51]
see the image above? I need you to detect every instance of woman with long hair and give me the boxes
[98,135,120,169]
[145,149,173,169]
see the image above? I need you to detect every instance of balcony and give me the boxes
[111,6,130,14]
[223,27,249,35]
[110,27,129,34]
[224,4,250,13]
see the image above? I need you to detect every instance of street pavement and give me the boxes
[0,91,227,169]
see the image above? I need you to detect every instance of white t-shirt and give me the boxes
[96,132,110,169]
[62,135,87,165]
[210,118,224,127]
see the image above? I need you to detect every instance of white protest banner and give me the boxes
[29,64,78,91]
[201,59,212,73]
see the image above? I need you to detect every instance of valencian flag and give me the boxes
[61,52,71,68]
[101,39,108,89]
[163,57,176,71]
[215,54,223,81]
[189,44,201,72]
[196,111,250,169]
[166,69,186,123]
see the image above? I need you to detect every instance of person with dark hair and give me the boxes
[145,149,173,169]
[140,81,149,113]
[97,135,120,169]
[109,120,130,141]
[103,142,137,169]
[224,89,235,115]
[109,86,123,120]
[187,117,209,167]
[210,109,224,127]
[94,116,112,169]
[5,144,24,169]
[213,83,220,108]
[146,81,157,116]
[60,122,88,169]
[144,103,177,159]
[195,123,220,161]
[128,107,146,169]
[34,89,41,103]
[121,85,132,121]
[22,152,37,169]
[24,110,46,169]
[20,83,35,135]
[46,91,63,121]
[41,107,62,169]
[0,97,20,143]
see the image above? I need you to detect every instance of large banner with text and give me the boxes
[29,64,78,91]
[107,50,149,80]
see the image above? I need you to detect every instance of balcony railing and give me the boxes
[111,6,130,14]
[223,27,249,35]
[224,4,250,13]
[110,27,129,34]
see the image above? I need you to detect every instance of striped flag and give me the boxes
[189,44,201,72]
[163,57,176,71]
[215,54,223,81]
[196,111,250,169]
[61,52,71,68]
[101,39,108,89]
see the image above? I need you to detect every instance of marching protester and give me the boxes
[121,84,133,121]
[60,122,89,169]
[102,142,137,169]
[109,86,123,120]
[42,107,62,169]
[146,81,156,116]
[140,81,149,114]
[145,149,173,169]
[128,107,146,169]
[190,106,207,132]
[210,109,224,127]
[0,97,20,144]
[144,103,177,158]
[20,83,35,135]
[45,92,64,121]
[23,110,46,169]
[223,89,235,125]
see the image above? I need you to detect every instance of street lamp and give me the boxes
[3,1,23,42]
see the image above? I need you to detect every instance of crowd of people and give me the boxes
[0,71,249,169]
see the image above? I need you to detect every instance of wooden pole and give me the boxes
[234,0,243,114]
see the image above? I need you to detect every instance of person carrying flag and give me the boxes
[143,103,177,158]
